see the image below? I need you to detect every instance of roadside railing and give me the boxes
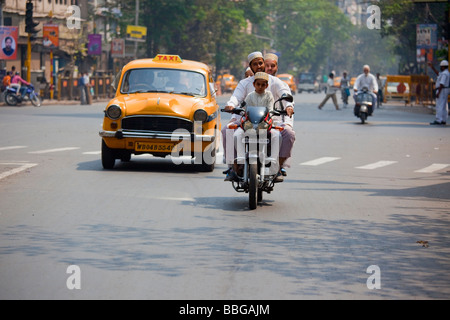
[57,75,114,101]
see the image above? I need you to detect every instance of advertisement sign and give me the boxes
[111,38,125,57]
[88,34,102,55]
[0,26,18,60]
[126,25,147,42]
[43,24,59,48]
[416,24,437,49]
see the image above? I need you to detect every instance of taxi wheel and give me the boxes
[101,140,116,169]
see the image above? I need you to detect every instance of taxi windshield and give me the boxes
[121,68,207,97]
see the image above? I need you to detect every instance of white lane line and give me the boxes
[82,151,101,155]
[415,163,450,173]
[356,160,398,170]
[0,146,27,151]
[28,147,80,154]
[300,157,341,166]
[0,162,38,181]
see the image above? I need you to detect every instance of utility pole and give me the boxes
[135,0,139,59]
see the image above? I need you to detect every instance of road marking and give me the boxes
[0,146,27,151]
[0,162,38,181]
[83,151,101,155]
[28,147,80,154]
[300,157,341,166]
[356,160,398,170]
[415,163,450,173]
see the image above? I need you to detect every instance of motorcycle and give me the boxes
[354,87,372,124]
[4,84,41,107]
[221,94,293,210]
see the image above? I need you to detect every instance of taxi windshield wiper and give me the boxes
[170,91,196,97]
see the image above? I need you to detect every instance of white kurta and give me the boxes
[435,68,449,123]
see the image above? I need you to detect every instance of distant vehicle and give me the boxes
[216,74,238,93]
[277,73,297,95]
[297,72,319,93]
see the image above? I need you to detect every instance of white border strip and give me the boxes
[28,147,80,154]
[356,161,398,170]
[415,163,450,173]
[300,157,341,166]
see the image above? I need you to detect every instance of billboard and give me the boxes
[88,34,102,55]
[416,24,437,49]
[0,26,18,60]
[126,25,147,42]
[43,24,59,48]
[111,38,125,58]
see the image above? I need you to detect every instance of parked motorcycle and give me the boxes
[4,84,41,107]
[221,94,293,210]
[354,87,372,124]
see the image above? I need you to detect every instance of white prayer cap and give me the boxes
[248,51,263,63]
[254,72,269,82]
[440,60,449,67]
[264,53,278,63]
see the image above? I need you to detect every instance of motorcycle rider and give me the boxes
[264,52,295,176]
[223,51,294,182]
[353,65,378,116]
[11,72,31,99]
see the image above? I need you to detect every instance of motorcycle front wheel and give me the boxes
[249,163,258,210]
[30,93,41,107]
[5,93,18,106]
[360,113,367,124]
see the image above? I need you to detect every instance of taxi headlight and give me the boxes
[105,104,122,120]
[243,120,253,131]
[257,121,269,130]
[193,109,208,123]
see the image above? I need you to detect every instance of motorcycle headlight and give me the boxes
[105,104,122,120]
[243,120,253,131]
[257,121,269,130]
[193,109,208,123]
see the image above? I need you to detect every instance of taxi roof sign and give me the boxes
[153,54,183,63]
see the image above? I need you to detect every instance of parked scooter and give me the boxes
[4,84,41,107]
[221,94,293,210]
[354,87,372,124]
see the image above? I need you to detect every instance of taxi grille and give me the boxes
[121,116,193,133]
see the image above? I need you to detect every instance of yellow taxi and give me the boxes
[216,74,238,93]
[277,73,297,95]
[99,54,220,171]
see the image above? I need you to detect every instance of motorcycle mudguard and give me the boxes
[360,105,368,113]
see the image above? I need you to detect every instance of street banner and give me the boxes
[111,38,125,57]
[126,25,147,42]
[43,24,59,48]
[416,24,437,49]
[0,26,18,60]
[88,34,102,55]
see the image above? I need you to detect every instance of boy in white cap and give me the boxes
[428,60,449,125]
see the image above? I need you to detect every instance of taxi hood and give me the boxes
[118,94,203,118]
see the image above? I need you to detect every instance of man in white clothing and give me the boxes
[353,65,378,115]
[428,60,449,125]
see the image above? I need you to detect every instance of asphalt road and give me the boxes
[0,92,449,300]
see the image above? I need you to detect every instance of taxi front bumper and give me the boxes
[99,130,216,142]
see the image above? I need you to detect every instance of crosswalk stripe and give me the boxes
[356,160,398,170]
[414,163,450,173]
[300,157,341,166]
[82,151,101,155]
[0,146,27,151]
[28,147,80,154]
[0,162,38,181]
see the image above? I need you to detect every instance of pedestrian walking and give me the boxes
[78,73,86,104]
[428,60,449,125]
[340,71,350,108]
[318,73,340,110]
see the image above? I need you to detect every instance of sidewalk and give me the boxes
[0,98,110,106]
[381,100,436,115]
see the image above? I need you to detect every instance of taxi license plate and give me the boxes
[135,142,175,152]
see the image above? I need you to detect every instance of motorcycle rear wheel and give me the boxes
[5,93,18,106]
[249,163,258,210]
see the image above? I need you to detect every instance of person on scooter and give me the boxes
[353,65,378,116]
[223,51,294,182]
[11,72,31,99]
